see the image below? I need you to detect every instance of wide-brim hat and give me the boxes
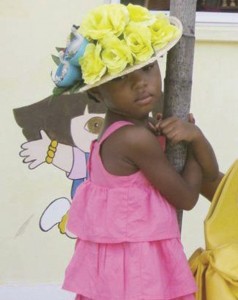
[51,4,183,95]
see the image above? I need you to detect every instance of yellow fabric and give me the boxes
[189,160,238,300]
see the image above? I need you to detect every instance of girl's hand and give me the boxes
[188,113,195,124]
[147,113,163,135]
[159,115,201,145]
[160,115,218,181]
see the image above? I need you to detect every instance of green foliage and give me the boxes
[51,55,60,66]
[52,86,69,96]
[56,47,65,52]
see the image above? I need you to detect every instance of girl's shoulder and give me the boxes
[104,124,161,160]
[98,122,153,176]
[98,120,150,143]
[106,123,154,144]
[97,120,165,177]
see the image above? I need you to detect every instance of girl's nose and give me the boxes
[130,70,147,89]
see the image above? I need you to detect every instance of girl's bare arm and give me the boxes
[201,172,224,201]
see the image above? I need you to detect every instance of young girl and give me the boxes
[50,4,218,299]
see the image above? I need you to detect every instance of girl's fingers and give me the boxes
[156,113,163,121]
[148,122,160,135]
[159,118,177,130]
[188,113,195,124]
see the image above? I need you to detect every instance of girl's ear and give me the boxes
[87,87,103,103]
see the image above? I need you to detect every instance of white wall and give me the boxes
[1,1,238,298]
[182,26,238,257]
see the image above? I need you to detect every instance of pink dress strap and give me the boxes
[97,120,133,145]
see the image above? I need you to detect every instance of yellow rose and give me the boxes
[101,35,133,75]
[127,4,154,23]
[79,43,106,84]
[79,4,129,40]
[107,4,129,37]
[149,14,180,50]
[124,23,154,63]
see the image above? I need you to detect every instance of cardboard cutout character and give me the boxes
[13,93,106,237]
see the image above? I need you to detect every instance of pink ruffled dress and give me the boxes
[63,121,196,300]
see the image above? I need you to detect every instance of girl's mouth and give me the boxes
[135,94,153,106]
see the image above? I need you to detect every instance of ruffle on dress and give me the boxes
[63,239,196,300]
[66,180,180,243]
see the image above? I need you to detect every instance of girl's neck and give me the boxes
[106,110,149,126]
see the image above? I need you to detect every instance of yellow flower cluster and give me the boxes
[79,3,180,85]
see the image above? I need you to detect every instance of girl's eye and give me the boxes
[142,62,155,72]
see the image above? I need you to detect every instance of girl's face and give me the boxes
[90,61,162,121]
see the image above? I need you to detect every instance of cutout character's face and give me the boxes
[71,106,104,152]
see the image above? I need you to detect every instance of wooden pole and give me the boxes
[163,0,197,229]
